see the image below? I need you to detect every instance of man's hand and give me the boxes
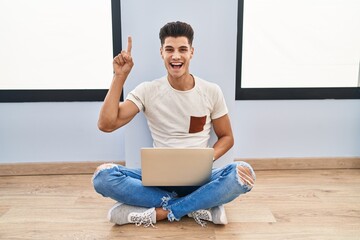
[113,36,133,76]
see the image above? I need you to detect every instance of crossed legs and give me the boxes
[93,162,256,224]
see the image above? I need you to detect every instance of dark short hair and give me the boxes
[159,21,194,46]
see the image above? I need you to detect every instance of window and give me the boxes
[0,0,119,102]
[236,0,360,100]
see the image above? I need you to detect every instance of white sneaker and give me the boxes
[188,205,228,227]
[107,202,156,227]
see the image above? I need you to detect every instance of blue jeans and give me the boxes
[92,161,255,221]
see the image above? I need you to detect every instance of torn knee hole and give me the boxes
[237,165,255,187]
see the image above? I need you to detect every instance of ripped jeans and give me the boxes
[92,162,255,221]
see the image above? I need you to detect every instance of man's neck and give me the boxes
[167,74,194,91]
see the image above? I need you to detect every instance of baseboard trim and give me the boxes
[236,157,360,170]
[1,157,359,176]
[0,161,125,176]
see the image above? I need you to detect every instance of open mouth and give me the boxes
[170,62,183,70]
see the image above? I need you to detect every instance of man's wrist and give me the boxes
[113,72,128,78]
[113,73,128,83]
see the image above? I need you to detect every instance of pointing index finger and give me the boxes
[127,36,132,54]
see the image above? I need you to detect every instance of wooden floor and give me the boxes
[1,169,360,240]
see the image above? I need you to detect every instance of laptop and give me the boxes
[141,148,214,186]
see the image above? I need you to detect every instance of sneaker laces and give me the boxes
[129,208,155,228]
[191,210,211,227]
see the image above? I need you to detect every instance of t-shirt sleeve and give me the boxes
[125,82,147,112]
[211,84,228,120]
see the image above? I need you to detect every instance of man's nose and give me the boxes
[172,51,180,60]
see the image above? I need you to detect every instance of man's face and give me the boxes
[160,36,194,80]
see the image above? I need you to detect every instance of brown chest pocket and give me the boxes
[189,116,207,133]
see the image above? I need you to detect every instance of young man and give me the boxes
[93,21,255,227]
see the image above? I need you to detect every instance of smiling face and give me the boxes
[160,36,194,81]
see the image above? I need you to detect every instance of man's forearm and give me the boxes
[212,135,234,161]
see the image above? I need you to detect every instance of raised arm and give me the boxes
[98,36,139,132]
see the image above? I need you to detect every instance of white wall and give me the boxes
[234,100,360,158]
[0,102,125,163]
[0,0,359,165]
[121,0,237,168]
[121,0,360,167]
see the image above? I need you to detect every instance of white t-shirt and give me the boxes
[126,75,228,148]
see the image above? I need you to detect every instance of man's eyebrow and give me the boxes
[164,45,189,49]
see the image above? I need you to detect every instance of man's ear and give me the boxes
[190,47,194,59]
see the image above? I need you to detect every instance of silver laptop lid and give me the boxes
[141,148,214,186]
